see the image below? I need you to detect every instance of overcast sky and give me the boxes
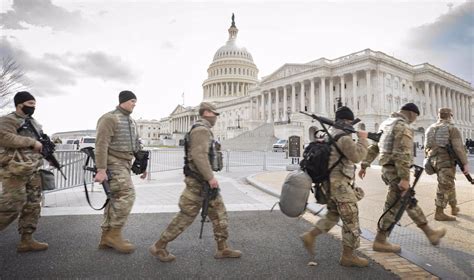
[0,0,472,134]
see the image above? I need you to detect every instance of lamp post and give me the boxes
[237,114,241,129]
[287,107,291,124]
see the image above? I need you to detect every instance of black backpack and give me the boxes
[300,132,348,184]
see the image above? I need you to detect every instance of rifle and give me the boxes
[18,118,67,180]
[446,144,474,184]
[80,147,111,210]
[300,111,382,142]
[199,181,219,239]
[378,164,424,234]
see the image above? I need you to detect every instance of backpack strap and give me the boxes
[327,132,350,173]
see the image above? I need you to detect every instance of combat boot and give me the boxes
[372,231,401,253]
[149,239,176,262]
[339,246,369,268]
[214,240,242,259]
[102,228,135,254]
[434,207,456,221]
[17,234,48,253]
[98,229,132,249]
[419,224,446,245]
[300,227,322,256]
[450,204,460,216]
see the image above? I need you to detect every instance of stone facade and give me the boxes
[160,16,474,147]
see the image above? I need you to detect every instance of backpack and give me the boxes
[299,132,348,204]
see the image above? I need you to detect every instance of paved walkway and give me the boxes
[248,166,474,279]
[1,169,400,279]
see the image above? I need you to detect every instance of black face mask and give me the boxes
[21,105,35,116]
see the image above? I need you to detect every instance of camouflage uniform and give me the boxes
[425,118,467,209]
[376,112,428,230]
[313,126,368,249]
[0,113,43,235]
[160,119,228,243]
[95,106,140,231]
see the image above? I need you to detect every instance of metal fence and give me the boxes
[46,149,291,191]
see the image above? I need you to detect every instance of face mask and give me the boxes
[203,116,217,127]
[21,105,35,116]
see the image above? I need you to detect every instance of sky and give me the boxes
[0,0,472,134]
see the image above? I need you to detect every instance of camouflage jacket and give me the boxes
[187,119,215,181]
[0,112,43,168]
[378,112,413,181]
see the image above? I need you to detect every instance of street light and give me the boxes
[287,107,291,124]
[237,114,241,128]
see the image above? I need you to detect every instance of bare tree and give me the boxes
[0,56,28,109]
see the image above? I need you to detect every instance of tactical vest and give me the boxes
[108,109,137,153]
[378,116,404,154]
[15,113,42,140]
[327,127,354,179]
[184,124,223,173]
[425,122,450,149]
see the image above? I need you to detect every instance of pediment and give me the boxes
[170,105,185,116]
[262,64,315,83]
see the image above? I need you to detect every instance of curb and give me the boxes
[246,172,438,279]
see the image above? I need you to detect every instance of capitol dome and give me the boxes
[203,14,259,103]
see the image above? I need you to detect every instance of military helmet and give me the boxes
[438,108,452,115]
[199,102,220,116]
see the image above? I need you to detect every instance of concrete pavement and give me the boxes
[1,169,398,279]
[247,166,474,279]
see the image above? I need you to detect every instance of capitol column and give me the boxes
[291,83,296,113]
[431,83,436,117]
[310,79,315,112]
[424,81,430,119]
[320,77,326,115]
[329,77,334,116]
[352,72,357,113]
[275,88,280,121]
[267,91,273,123]
[220,83,224,97]
[340,75,345,105]
[249,98,253,120]
[283,86,288,121]
[261,92,265,120]
[446,88,451,109]
[255,95,259,120]
[300,81,305,111]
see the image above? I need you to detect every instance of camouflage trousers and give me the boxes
[435,167,456,208]
[0,171,42,234]
[160,177,229,243]
[378,185,428,232]
[101,156,136,230]
[315,198,361,249]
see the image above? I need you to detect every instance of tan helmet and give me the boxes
[438,108,452,115]
[199,102,220,116]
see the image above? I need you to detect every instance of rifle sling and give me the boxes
[83,153,109,211]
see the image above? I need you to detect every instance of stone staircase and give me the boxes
[221,123,277,151]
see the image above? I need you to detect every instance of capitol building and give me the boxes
[153,15,473,149]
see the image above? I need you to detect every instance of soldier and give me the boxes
[358,103,446,253]
[149,102,241,262]
[0,91,48,252]
[300,106,370,267]
[424,108,469,221]
[94,90,147,254]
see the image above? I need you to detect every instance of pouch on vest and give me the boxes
[279,169,313,217]
[7,150,38,176]
[39,169,56,191]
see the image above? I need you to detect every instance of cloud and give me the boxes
[0,37,137,96]
[161,41,178,50]
[0,0,86,31]
[406,2,473,83]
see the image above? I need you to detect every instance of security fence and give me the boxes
[45,149,291,192]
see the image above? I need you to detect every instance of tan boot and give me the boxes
[102,228,135,254]
[149,239,176,262]
[450,204,460,216]
[419,224,446,245]
[98,229,131,249]
[339,246,369,267]
[214,240,242,259]
[17,234,48,253]
[372,231,401,253]
[300,227,322,256]
[434,207,456,221]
